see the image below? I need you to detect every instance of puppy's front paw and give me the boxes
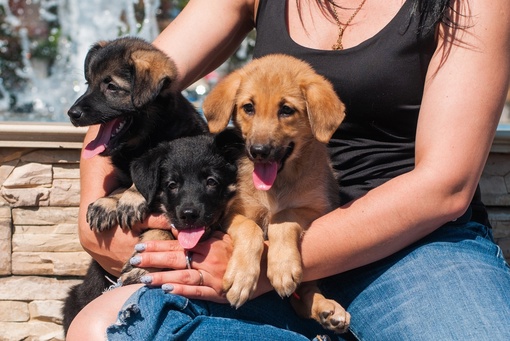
[267,249,302,297]
[117,192,148,229]
[120,265,149,286]
[314,298,350,334]
[87,197,119,232]
[223,258,260,308]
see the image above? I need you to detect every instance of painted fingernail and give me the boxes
[162,284,174,292]
[129,255,141,266]
[140,275,152,284]
[134,243,146,252]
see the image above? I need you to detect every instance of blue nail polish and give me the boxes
[134,243,146,252]
[162,284,174,292]
[140,275,152,284]
[130,255,141,266]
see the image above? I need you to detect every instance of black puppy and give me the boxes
[63,37,207,334]
[119,130,244,284]
[62,131,243,332]
[68,37,208,231]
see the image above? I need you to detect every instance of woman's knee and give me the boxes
[66,284,144,341]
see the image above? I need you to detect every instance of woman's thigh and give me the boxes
[105,286,319,341]
[322,222,510,341]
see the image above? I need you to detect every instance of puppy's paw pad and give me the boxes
[316,300,350,334]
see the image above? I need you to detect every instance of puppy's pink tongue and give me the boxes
[177,227,206,249]
[82,121,116,159]
[253,162,278,191]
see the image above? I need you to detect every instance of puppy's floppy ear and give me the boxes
[302,75,346,143]
[84,41,108,80]
[202,71,242,133]
[130,49,177,109]
[130,144,167,207]
[213,128,245,164]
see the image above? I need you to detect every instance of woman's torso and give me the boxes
[253,0,436,204]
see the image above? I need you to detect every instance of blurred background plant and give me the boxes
[0,0,254,122]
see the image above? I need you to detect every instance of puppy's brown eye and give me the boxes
[206,177,218,188]
[279,105,295,117]
[168,181,178,190]
[242,103,255,115]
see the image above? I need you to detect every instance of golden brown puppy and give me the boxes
[202,54,350,333]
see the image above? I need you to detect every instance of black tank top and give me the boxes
[253,0,435,204]
[253,0,488,224]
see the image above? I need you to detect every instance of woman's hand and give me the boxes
[131,230,233,303]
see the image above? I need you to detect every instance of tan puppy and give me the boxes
[203,54,350,333]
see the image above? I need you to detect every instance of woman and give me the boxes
[67,0,510,339]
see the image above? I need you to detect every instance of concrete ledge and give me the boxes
[0,123,87,149]
[492,126,510,153]
[0,122,509,151]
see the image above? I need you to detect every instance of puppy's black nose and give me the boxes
[179,206,199,223]
[250,144,271,160]
[67,107,83,120]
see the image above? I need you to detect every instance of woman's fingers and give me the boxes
[163,282,228,304]
[140,269,228,303]
[130,246,189,269]
[127,230,233,302]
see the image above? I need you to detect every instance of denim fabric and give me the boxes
[107,221,510,340]
[106,287,318,340]
[322,221,510,340]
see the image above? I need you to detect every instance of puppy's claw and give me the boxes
[116,205,147,230]
[223,265,260,308]
[267,261,302,298]
[117,188,149,230]
[87,198,119,232]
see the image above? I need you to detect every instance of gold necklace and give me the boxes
[328,0,367,50]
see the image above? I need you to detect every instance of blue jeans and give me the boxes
[107,221,510,340]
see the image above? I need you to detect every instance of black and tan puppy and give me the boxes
[68,36,208,231]
[202,54,350,333]
[63,37,207,334]
[120,130,244,284]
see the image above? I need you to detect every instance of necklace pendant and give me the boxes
[332,42,343,50]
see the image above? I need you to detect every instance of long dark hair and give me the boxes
[301,0,457,36]
[411,0,456,35]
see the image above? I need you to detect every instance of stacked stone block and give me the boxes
[0,147,89,341]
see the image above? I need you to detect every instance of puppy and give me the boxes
[63,37,207,334]
[120,130,244,284]
[202,54,350,333]
[68,36,208,231]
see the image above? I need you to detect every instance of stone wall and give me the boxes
[0,125,509,341]
[0,144,87,341]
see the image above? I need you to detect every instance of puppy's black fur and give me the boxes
[63,37,207,334]
[68,37,208,231]
[119,130,244,284]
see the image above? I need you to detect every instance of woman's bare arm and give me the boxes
[135,0,510,299]
[153,0,257,90]
[299,0,510,281]
[77,0,257,275]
